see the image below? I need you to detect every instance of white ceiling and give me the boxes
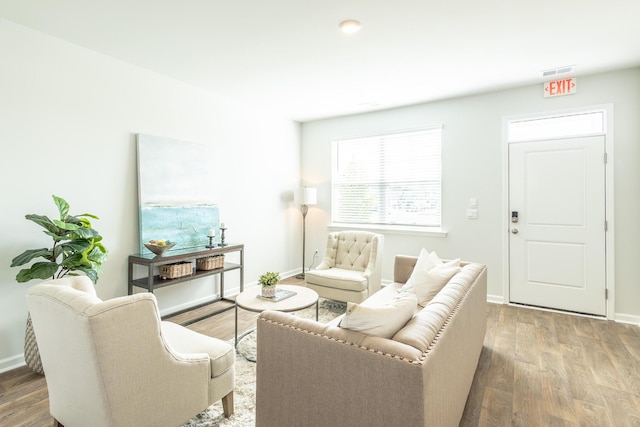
[1,0,639,122]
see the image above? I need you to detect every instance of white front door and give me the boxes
[509,136,606,316]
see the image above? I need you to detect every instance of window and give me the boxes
[508,110,605,142]
[331,127,442,227]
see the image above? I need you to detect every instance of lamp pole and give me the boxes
[296,203,309,279]
[295,186,316,280]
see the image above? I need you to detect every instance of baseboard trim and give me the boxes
[614,312,640,326]
[487,294,504,304]
[0,354,25,374]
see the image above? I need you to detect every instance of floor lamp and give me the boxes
[295,187,317,279]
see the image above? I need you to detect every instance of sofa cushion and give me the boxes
[339,291,417,339]
[401,249,461,306]
[304,267,368,292]
[161,321,235,377]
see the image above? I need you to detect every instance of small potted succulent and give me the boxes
[258,271,280,298]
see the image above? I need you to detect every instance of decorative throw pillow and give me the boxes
[400,249,461,306]
[339,292,417,339]
[414,260,461,306]
[399,248,439,292]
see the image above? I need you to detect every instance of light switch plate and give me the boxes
[466,208,478,219]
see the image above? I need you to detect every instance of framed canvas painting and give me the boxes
[136,134,220,254]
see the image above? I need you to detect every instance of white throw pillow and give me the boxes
[400,249,462,306]
[414,261,461,306]
[399,248,439,292]
[339,292,417,339]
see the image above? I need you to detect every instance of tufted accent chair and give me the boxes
[305,230,384,303]
[26,276,235,427]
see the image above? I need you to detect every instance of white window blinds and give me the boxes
[331,127,442,227]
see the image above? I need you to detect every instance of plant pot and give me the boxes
[261,285,276,298]
[24,313,44,376]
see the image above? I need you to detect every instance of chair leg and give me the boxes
[222,391,234,417]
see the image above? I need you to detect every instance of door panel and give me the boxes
[509,136,606,315]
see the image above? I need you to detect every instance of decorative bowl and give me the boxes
[144,241,176,256]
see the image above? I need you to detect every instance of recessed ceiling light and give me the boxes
[339,19,362,34]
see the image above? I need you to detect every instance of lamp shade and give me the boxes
[295,187,317,205]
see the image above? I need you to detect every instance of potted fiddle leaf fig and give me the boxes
[258,271,280,298]
[10,194,108,375]
[11,194,108,284]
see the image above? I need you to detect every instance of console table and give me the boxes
[128,243,244,324]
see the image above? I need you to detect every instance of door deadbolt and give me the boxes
[511,228,519,234]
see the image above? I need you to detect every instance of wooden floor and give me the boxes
[2,286,640,426]
[460,303,640,427]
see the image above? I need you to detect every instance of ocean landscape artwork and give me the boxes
[136,134,220,254]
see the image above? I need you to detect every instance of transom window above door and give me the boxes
[508,110,605,142]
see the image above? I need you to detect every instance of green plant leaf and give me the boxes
[45,230,73,242]
[53,195,69,220]
[87,245,108,264]
[25,214,59,234]
[53,219,80,231]
[60,252,86,268]
[10,248,52,267]
[15,262,59,282]
[78,213,99,219]
[75,266,98,283]
[72,226,99,239]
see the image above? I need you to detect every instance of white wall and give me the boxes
[301,67,640,322]
[0,19,302,371]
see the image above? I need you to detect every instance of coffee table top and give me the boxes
[235,284,318,313]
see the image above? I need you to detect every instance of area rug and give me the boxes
[182,298,346,427]
[236,298,346,362]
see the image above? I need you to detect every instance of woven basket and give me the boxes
[25,313,44,375]
[159,262,193,279]
[196,255,225,271]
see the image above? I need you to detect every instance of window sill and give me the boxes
[328,223,448,238]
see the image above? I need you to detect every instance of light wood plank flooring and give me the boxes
[2,285,640,426]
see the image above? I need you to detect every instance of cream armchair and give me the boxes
[26,276,235,427]
[305,230,384,303]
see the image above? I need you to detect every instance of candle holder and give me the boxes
[206,235,216,249]
[220,227,227,247]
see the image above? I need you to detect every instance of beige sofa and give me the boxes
[255,255,487,427]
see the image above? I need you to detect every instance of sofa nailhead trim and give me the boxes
[259,318,424,365]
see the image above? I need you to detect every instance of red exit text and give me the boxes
[544,78,577,97]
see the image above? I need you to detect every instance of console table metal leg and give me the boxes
[234,304,238,347]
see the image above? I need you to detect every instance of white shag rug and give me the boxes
[182,299,346,427]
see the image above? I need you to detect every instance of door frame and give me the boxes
[501,104,615,319]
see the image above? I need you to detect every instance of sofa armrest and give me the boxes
[89,295,215,414]
[393,254,419,284]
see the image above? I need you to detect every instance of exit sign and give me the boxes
[544,77,577,97]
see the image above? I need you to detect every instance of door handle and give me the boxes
[511,228,519,234]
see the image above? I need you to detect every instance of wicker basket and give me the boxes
[196,255,225,271]
[159,262,193,279]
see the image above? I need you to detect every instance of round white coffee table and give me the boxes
[234,284,319,346]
